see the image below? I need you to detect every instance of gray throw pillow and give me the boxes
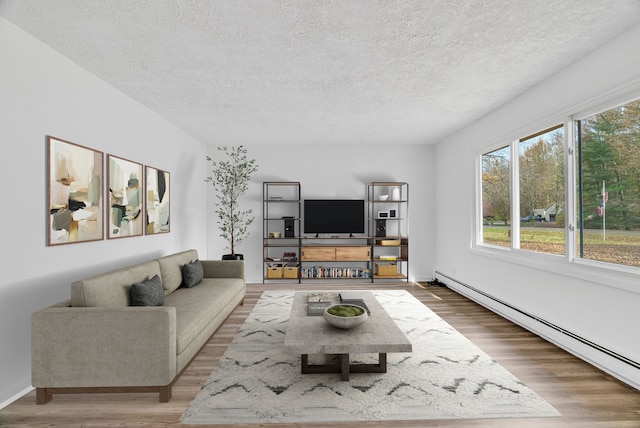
[182,259,204,288]
[130,274,164,306]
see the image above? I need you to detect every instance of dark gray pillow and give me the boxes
[130,274,164,306]
[182,259,204,288]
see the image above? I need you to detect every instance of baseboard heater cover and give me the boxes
[434,271,640,372]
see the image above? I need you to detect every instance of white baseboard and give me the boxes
[435,271,640,391]
[0,386,33,410]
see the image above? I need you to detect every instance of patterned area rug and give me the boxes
[182,290,560,424]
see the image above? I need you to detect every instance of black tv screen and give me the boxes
[303,199,365,235]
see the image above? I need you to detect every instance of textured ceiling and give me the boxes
[2,1,640,146]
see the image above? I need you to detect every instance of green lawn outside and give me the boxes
[482,225,640,265]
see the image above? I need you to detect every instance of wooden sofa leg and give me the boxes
[159,385,172,402]
[36,388,52,404]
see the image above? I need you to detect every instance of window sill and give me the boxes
[472,244,640,294]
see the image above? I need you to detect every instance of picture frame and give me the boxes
[107,154,144,239]
[145,165,170,234]
[47,135,104,246]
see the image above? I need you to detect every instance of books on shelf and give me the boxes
[301,266,371,279]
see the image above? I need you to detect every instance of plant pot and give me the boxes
[222,254,244,260]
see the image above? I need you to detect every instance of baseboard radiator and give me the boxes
[434,271,640,372]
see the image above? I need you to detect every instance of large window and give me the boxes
[577,99,640,267]
[479,96,640,270]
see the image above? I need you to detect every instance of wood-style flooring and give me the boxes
[1,282,639,427]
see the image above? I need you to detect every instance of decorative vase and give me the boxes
[222,254,244,260]
[391,187,401,201]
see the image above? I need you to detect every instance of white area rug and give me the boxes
[182,290,560,424]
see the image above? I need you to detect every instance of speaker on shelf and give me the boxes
[283,217,295,238]
[375,219,386,237]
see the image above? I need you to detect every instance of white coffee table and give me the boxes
[284,291,412,380]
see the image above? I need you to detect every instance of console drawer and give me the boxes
[301,247,336,261]
[335,246,370,260]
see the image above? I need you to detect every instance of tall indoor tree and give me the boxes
[206,146,259,259]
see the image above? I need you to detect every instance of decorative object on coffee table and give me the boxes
[307,292,332,315]
[323,304,368,329]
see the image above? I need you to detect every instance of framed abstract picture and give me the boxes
[145,165,170,234]
[47,136,104,246]
[107,154,144,239]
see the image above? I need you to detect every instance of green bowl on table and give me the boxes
[323,304,368,329]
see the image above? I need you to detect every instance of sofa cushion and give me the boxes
[71,260,161,307]
[164,278,244,355]
[182,260,203,288]
[157,249,199,294]
[130,275,164,306]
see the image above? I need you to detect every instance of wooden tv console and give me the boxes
[300,246,371,261]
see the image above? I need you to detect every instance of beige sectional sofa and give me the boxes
[31,249,245,404]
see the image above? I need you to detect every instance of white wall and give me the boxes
[435,23,640,387]
[0,18,208,406]
[206,144,436,283]
[0,17,437,407]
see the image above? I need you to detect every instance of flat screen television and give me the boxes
[303,199,365,235]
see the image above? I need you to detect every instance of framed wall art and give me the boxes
[145,165,170,234]
[47,135,104,246]
[107,154,144,239]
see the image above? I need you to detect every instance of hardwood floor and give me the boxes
[2,282,639,427]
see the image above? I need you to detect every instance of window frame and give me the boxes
[476,142,513,251]
[473,87,640,292]
[517,124,566,255]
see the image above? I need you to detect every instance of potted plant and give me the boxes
[206,146,259,260]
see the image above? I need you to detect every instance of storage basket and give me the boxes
[375,263,398,276]
[266,266,283,279]
[283,265,299,279]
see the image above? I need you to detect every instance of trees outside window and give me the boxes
[519,126,565,255]
[482,146,511,247]
[479,97,640,269]
[577,100,640,267]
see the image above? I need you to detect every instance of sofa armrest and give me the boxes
[201,260,245,280]
[32,305,177,388]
